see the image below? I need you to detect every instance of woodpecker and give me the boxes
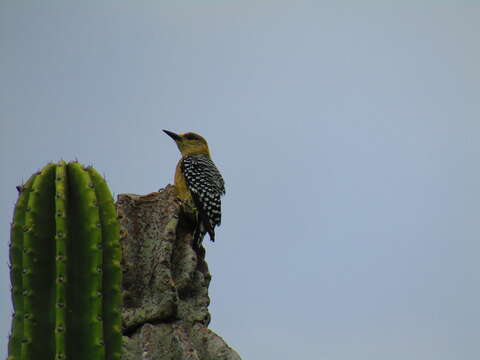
[163,130,225,245]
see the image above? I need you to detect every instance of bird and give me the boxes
[163,130,225,245]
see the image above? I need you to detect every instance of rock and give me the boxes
[117,185,241,360]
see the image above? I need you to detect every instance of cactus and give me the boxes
[8,161,122,360]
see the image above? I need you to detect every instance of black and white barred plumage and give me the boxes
[181,154,225,243]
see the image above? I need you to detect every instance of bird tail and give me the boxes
[191,193,215,246]
[193,214,215,247]
[193,223,205,247]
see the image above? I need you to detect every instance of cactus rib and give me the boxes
[22,163,57,360]
[67,163,105,360]
[54,161,68,360]
[87,167,122,360]
[8,175,36,360]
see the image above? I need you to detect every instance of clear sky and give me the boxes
[1,1,479,359]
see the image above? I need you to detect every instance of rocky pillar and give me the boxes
[117,185,240,360]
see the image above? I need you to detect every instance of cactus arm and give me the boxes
[8,175,37,360]
[54,161,68,360]
[67,162,105,360]
[87,167,123,360]
[22,164,56,360]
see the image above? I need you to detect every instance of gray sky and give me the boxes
[1,1,479,359]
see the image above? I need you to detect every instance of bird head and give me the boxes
[163,130,210,156]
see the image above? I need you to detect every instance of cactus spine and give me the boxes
[8,161,122,360]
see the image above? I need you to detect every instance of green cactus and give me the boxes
[8,161,122,360]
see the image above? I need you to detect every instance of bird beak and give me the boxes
[163,130,182,141]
